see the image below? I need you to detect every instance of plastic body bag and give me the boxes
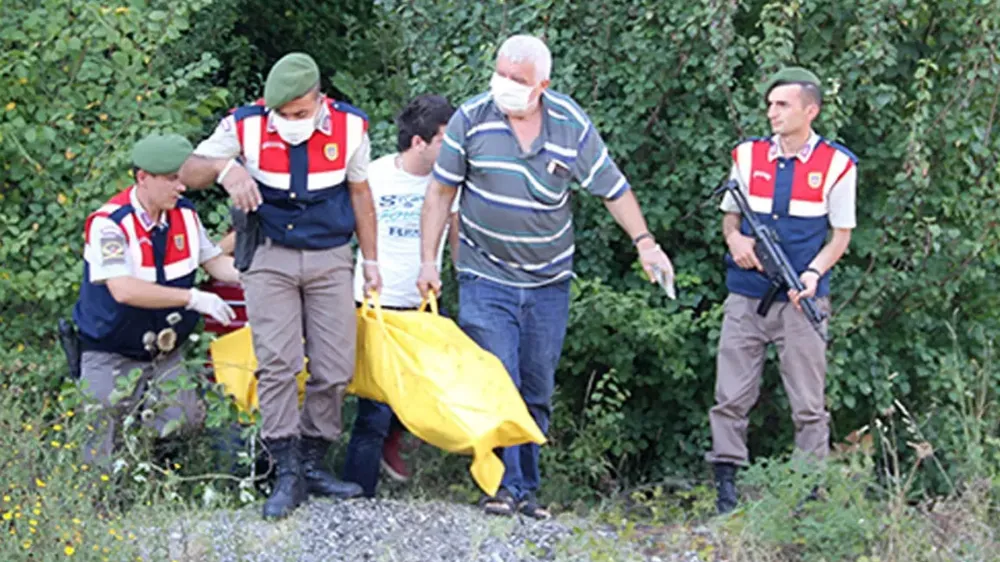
[208,293,545,495]
[347,293,546,496]
[208,326,309,415]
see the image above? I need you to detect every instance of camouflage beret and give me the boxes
[131,133,193,175]
[764,66,822,97]
[264,52,321,109]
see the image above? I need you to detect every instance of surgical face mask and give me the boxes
[272,111,317,145]
[490,73,538,114]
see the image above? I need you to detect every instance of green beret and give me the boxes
[764,66,822,97]
[264,52,320,109]
[131,133,193,175]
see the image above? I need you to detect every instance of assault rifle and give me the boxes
[714,179,828,342]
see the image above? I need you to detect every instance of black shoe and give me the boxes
[262,437,307,520]
[714,462,739,515]
[300,436,363,499]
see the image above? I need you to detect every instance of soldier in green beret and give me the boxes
[71,132,241,467]
[179,52,378,519]
[707,66,859,514]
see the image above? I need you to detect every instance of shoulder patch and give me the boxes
[333,101,369,122]
[823,139,859,164]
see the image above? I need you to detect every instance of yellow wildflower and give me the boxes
[3,495,9,502]
[35,479,45,488]
[100,474,109,482]
[65,545,76,556]
[66,410,75,418]
[22,539,31,549]
[53,424,64,431]
[2,512,11,521]
[51,440,61,448]
[29,519,37,526]
[5,102,15,111]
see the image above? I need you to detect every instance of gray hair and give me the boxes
[497,34,552,82]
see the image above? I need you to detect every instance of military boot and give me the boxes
[300,436,363,499]
[714,462,739,515]
[262,437,307,520]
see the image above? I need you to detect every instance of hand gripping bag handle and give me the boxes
[417,291,440,315]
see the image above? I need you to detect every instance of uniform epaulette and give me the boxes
[730,136,770,153]
[822,139,859,164]
[233,104,267,121]
[333,100,368,122]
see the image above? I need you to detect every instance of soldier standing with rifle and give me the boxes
[706,67,858,514]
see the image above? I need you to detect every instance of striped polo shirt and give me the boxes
[433,89,630,287]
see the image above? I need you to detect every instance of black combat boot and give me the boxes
[262,437,307,520]
[300,436,363,499]
[714,462,739,515]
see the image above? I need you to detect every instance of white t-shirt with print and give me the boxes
[353,153,457,308]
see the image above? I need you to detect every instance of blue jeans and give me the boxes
[456,272,571,501]
[341,302,447,497]
[342,398,401,497]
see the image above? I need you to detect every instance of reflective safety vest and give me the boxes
[73,187,203,360]
[231,97,369,250]
[725,136,857,300]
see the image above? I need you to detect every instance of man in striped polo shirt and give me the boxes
[417,34,674,519]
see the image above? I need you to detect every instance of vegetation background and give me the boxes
[1,0,998,560]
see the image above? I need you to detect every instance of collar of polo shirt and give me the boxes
[768,130,821,163]
[129,185,167,231]
[266,96,333,136]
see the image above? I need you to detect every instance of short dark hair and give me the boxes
[768,81,823,110]
[395,94,455,152]
[798,82,822,109]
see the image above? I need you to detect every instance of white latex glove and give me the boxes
[185,288,236,326]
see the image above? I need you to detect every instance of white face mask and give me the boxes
[490,73,538,114]
[272,111,316,146]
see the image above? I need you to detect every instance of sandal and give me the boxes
[479,488,516,517]
[517,493,551,520]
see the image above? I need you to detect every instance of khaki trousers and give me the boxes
[706,293,831,466]
[241,239,356,442]
[79,349,205,465]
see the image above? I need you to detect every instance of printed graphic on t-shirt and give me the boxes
[380,194,423,238]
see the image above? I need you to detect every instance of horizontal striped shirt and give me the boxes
[434,89,630,287]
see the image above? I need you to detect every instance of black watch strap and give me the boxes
[632,232,654,247]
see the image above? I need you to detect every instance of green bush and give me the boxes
[363,0,1000,496]
[3,0,1000,508]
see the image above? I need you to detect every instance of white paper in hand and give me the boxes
[652,265,676,300]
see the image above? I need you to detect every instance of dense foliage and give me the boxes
[2,0,999,503]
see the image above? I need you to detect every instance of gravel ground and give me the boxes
[145,497,724,562]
